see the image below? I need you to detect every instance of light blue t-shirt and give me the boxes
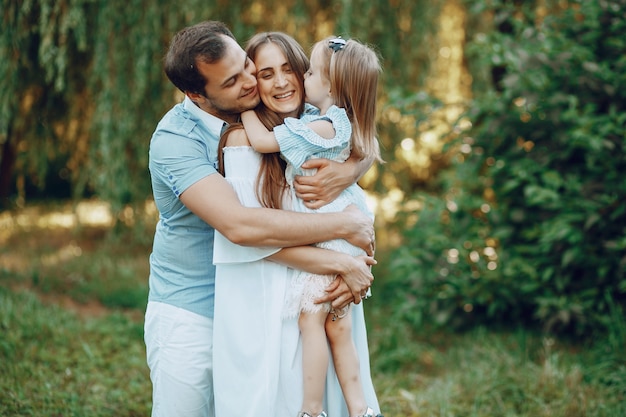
[148,97,224,319]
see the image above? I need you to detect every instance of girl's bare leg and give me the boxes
[325,308,368,416]
[299,309,332,415]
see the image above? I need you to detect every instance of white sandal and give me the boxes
[357,406,383,417]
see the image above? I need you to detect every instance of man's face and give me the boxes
[192,35,260,123]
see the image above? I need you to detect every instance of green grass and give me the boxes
[0,202,624,416]
[0,288,149,416]
[369,320,626,416]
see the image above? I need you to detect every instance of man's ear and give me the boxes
[186,91,205,105]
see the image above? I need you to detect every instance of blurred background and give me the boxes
[1,0,625,416]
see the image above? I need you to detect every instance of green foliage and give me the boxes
[0,0,442,213]
[386,0,626,335]
[375,89,447,193]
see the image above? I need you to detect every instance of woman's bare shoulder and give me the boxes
[224,124,251,147]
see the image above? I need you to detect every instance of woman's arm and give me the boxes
[268,246,376,304]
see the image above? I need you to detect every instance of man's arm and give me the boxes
[293,153,374,209]
[180,173,375,252]
[268,246,376,304]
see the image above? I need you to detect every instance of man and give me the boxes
[145,21,375,417]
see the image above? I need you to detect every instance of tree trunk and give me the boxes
[0,127,16,207]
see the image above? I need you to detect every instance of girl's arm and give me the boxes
[268,246,376,304]
[241,110,336,154]
[240,110,280,153]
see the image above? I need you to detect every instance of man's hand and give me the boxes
[341,254,376,302]
[294,158,354,209]
[342,205,376,256]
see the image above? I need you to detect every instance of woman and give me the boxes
[212,32,381,416]
[240,35,383,417]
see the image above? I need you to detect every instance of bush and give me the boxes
[386,0,626,336]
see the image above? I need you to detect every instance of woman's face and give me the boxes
[253,42,303,118]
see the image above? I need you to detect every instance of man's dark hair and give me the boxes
[164,21,236,94]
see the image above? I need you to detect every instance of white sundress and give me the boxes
[212,145,380,416]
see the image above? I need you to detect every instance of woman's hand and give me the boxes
[316,254,376,306]
[316,278,353,310]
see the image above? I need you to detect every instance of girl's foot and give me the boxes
[356,406,384,417]
[297,412,327,417]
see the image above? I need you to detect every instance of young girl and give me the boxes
[241,36,383,417]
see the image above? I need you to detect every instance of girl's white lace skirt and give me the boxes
[283,271,336,318]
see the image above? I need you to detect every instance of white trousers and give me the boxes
[144,301,214,417]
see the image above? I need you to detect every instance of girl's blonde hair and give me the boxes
[312,37,383,162]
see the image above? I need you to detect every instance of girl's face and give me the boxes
[304,46,332,111]
[253,42,303,118]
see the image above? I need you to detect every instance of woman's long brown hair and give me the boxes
[217,109,287,209]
